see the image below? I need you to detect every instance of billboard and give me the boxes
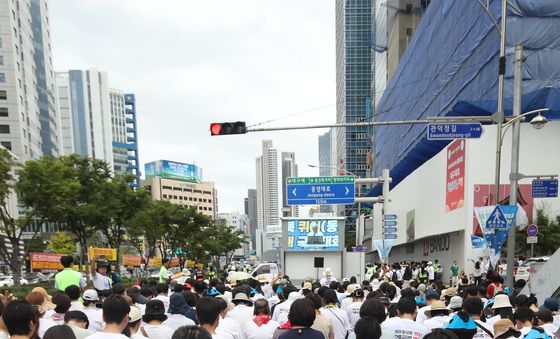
[445,139,465,212]
[145,160,203,183]
[284,219,342,251]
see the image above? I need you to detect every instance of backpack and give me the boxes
[391,270,399,282]
[524,327,551,339]
[403,266,413,280]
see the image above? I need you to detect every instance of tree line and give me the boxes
[0,149,245,286]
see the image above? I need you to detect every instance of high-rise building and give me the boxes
[244,189,257,251]
[141,160,216,219]
[336,0,373,236]
[56,70,140,185]
[0,0,60,160]
[318,129,337,213]
[281,152,298,218]
[255,140,278,255]
[255,140,278,230]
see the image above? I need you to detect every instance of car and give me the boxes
[515,256,549,282]
[0,276,29,287]
[24,272,49,284]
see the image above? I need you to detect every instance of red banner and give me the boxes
[445,139,466,212]
[170,258,180,267]
[123,254,142,267]
[31,253,63,271]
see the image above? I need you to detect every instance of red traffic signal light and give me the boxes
[209,122,247,136]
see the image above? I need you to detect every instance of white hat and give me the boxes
[371,279,381,291]
[492,294,513,309]
[346,284,360,295]
[83,289,99,301]
[182,268,191,275]
[323,268,333,276]
[427,261,433,265]
[448,296,463,310]
[129,306,142,323]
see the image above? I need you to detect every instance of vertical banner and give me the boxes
[446,139,466,212]
[406,209,415,242]
[373,240,394,263]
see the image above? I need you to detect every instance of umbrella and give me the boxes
[227,271,252,282]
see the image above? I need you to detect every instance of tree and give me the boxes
[203,222,247,267]
[47,231,76,254]
[0,149,33,286]
[19,155,112,270]
[515,209,560,257]
[94,174,150,263]
[127,200,170,266]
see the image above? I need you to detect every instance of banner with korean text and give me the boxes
[30,253,64,271]
[445,139,465,212]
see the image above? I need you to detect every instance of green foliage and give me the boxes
[515,209,560,257]
[47,231,76,254]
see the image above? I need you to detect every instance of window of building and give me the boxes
[0,91,6,100]
[0,56,4,65]
[173,195,177,199]
[1,142,11,150]
[189,197,193,201]
[406,28,413,37]
[163,194,168,199]
[0,108,7,117]
[0,73,5,83]
[162,186,172,190]
[0,125,9,134]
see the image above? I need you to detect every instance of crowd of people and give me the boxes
[0,256,558,339]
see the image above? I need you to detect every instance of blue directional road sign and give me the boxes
[383,220,397,227]
[383,214,397,221]
[532,179,558,198]
[384,234,398,240]
[486,205,508,230]
[384,227,398,233]
[286,176,355,205]
[427,123,483,140]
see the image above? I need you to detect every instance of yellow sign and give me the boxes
[148,257,162,267]
[89,247,117,261]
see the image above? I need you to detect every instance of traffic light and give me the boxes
[209,121,247,136]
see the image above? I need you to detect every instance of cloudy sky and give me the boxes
[49,1,336,213]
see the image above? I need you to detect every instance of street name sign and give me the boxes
[383,220,397,227]
[384,227,398,234]
[383,214,397,221]
[286,176,355,205]
[384,234,397,240]
[427,123,483,140]
[527,224,538,237]
[532,179,558,198]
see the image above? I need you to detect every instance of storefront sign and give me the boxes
[445,140,465,212]
[123,254,142,267]
[423,234,451,256]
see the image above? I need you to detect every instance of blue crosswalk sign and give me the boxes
[486,205,508,230]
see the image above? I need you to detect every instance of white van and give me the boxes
[251,262,280,283]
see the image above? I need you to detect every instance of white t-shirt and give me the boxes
[321,306,350,339]
[382,317,430,339]
[83,307,104,332]
[217,316,243,339]
[320,276,337,287]
[473,319,494,339]
[70,300,85,311]
[423,315,451,330]
[213,333,235,339]
[131,332,149,339]
[244,319,280,339]
[141,324,175,339]
[340,297,353,311]
[39,317,57,338]
[346,302,363,330]
[91,273,112,291]
[542,323,559,337]
[427,266,435,280]
[416,305,430,324]
[86,333,129,339]
[162,313,195,331]
[227,305,254,332]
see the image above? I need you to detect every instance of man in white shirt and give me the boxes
[140,299,175,339]
[66,285,85,311]
[382,297,430,339]
[65,310,95,339]
[514,307,537,336]
[90,260,112,292]
[128,306,148,339]
[163,293,196,331]
[416,290,440,325]
[227,293,255,333]
[244,299,280,339]
[152,283,171,312]
[320,268,338,287]
[216,296,243,339]
[85,295,130,339]
[536,309,559,337]
[423,301,451,330]
[426,262,435,284]
[198,297,235,339]
[346,289,365,330]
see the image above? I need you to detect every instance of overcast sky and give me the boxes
[49,1,336,213]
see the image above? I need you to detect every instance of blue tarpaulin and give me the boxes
[369,0,560,198]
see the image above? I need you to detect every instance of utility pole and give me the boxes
[505,45,523,288]
[494,0,508,205]
[382,169,390,264]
